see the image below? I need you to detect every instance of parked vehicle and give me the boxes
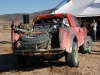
[11,13,92,67]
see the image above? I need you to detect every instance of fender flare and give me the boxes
[69,34,78,53]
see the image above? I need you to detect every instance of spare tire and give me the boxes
[20,28,50,44]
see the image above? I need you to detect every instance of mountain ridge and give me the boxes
[0,9,56,22]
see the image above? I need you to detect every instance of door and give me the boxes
[71,16,84,46]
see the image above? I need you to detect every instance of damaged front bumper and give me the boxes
[13,48,65,56]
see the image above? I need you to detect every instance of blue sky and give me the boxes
[0,0,66,15]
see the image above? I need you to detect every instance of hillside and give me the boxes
[0,9,56,23]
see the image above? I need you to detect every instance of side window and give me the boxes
[71,16,80,26]
[63,18,70,27]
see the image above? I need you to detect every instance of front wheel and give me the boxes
[65,42,78,67]
[79,36,92,54]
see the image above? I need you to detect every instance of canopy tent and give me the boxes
[53,0,100,17]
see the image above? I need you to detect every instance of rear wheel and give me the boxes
[65,42,78,67]
[79,36,92,54]
[17,55,32,68]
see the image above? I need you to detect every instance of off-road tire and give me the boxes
[17,55,32,68]
[20,28,49,44]
[65,42,78,67]
[79,36,92,54]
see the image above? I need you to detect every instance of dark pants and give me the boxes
[92,30,97,41]
[97,24,100,40]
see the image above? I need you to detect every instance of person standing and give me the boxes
[81,19,87,27]
[90,19,97,42]
[10,21,16,30]
[97,17,100,40]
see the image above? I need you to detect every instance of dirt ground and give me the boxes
[0,30,100,75]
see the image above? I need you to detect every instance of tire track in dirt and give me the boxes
[78,42,100,75]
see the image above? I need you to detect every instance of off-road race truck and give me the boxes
[11,13,92,67]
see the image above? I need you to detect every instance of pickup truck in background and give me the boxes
[11,13,92,67]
